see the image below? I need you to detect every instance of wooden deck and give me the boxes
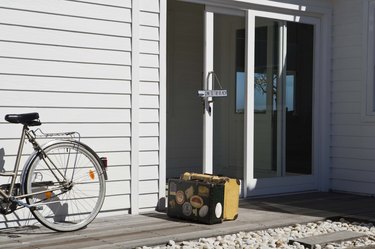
[1,192,375,249]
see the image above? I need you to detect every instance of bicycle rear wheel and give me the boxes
[24,140,106,232]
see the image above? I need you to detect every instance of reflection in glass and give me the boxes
[234,17,314,179]
[253,18,279,178]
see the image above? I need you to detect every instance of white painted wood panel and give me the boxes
[0,76,131,94]
[0,91,131,108]
[0,108,131,123]
[139,95,159,108]
[0,151,131,176]
[107,181,131,195]
[140,12,159,27]
[332,147,375,160]
[140,68,160,81]
[332,68,361,81]
[139,109,159,122]
[0,0,132,22]
[140,54,159,68]
[0,42,131,65]
[102,195,130,210]
[140,82,160,94]
[139,123,159,136]
[140,26,159,41]
[333,14,361,26]
[140,40,160,54]
[331,113,362,125]
[331,179,375,195]
[139,151,159,165]
[328,0,375,196]
[0,137,130,154]
[332,46,362,59]
[332,92,361,103]
[332,125,375,136]
[82,137,131,151]
[106,166,131,181]
[0,9,131,37]
[139,193,159,208]
[332,80,361,92]
[332,136,375,149]
[332,168,375,183]
[99,152,131,166]
[332,158,375,171]
[0,123,131,138]
[140,0,159,13]
[0,0,163,224]
[139,180,159,194]
[140,137,159,151]
[0,25,131,51]
[76,0,132,8]
[0,58,131,80]
[331,102,360,114]
[139,165,159,180]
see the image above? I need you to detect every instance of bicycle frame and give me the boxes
[0,125,69,202]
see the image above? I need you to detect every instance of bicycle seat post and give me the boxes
[8,125,29,197]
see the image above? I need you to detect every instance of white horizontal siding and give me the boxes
[0,109,131,123]
[139,180,159,194]
[0,123,131,139]
[0,76,131,94]
[0,0,132,17]
[140,54,160,68]
[0,25,131,51]
[0,8,131,37]
[140,0,160,12]
[330,0,375,195]
[139,165,159,180]
[0,91,131,108]
[74,0,132,8]
[139,109,159,122]
[140,82,160,94]
[137,0,161,210]
[0,42,131,65]
[140,40,160,54]
[140,12,159,27]
[0,0,136,229]
[0,58,131,80]
[139,151,159,166]
[139,123,159,136]
[139,193,159,209]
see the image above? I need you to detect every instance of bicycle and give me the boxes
[0,112,107,232]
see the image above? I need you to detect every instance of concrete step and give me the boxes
[289,231,366,249]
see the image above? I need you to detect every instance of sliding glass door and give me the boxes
[244,10,319,196]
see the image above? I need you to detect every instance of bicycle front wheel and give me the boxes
[24,140,106,232]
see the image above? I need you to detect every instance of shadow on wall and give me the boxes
[0,148,5,173]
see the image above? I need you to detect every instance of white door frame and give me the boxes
[202,6,245,174]
[203,9,214,174]
[198,2,331,197]
[245,9,324,197]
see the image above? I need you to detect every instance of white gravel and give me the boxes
[137,218,375,249]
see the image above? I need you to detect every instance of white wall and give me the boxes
[0,0,163,228]
[330,0,375,195]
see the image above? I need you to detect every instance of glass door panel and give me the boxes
[253,17,280,178]
[285,22,314,175]
[213,13,245,180]
[252,17,314,179]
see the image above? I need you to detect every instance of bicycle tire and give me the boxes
[24,140,106,232]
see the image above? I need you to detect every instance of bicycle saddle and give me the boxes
[5,113,41,126]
